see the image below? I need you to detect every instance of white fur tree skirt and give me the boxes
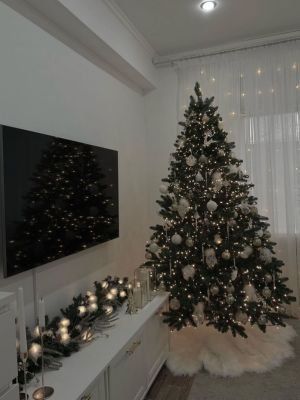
[167,323,296,377]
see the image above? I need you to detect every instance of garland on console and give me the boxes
[18,275,129,385]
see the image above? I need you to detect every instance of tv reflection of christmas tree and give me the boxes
[8,138,116,273]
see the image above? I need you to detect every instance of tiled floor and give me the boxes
[146,366,194,400]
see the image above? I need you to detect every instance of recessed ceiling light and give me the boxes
[200,1,217,12]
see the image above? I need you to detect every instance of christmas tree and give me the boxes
[144,83,295,338]
[8,138,116,274]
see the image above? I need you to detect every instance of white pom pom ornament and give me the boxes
[186,155,197,167]
[207,200,218,212]
[182,264,196,281]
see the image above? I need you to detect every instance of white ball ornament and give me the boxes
[149,242,159,253]
[203,113,209,123]
[222,250,231,260]
[159,184,168,194]
[169,298,181,310]
[185,237,194,247]
[207,200,218,212]
[262,286,272,299]
[199,154,208,164]
[186,155,197,167]
[253,237,262,247]
[182,264,196,281]
[171,233,183,245]
[196,171,204,182]
[179,198,190,208]
[226,294,235,305]
[240,245,253,259]
[236,311,248,325]
[218,121,224,130]
[78,305,87,316]
[244,284,257,302]
[210,285,219,295]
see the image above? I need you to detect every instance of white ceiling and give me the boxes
[113,0,300,56]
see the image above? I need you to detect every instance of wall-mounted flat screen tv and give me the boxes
[0,125,118,277]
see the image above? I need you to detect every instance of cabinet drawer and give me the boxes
[0,384,19,400]
[0,310,17,392]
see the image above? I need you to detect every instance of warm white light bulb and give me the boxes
[200,1,217,12]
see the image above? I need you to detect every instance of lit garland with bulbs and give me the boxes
[143,83,295,337]
[17,275,128,385]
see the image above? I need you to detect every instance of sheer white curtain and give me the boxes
[176,41,300,311]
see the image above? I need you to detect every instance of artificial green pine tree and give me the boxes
[143,83,295,337]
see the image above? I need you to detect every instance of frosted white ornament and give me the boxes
[170,298,181,310]
[159,184,168,194]
[262,286,272,299]
[226,294,235,305]
[212,171,222,184]
[244,284,257,302]
[222,250,231,260]
[149,242,159,253]
[264,231,272,239]
[240,245,253,259]
[236,311,248,325]
[185,237,194,247]
[182,264,196,281]
[260,247,272,264]
[218,121,224,130]
[207,200,218,212]
[196,171,204,182]
[218,149,225,157]
[199,154,208,164]
[253,237,262,247]
[179,198,190,208]
[257,229,264,238]
[186,155,197,167]
[171,233,183,245]
[178,205,188,219]
[229,164,239,174]
[210,285,219,295]
[231,268,238,281]
[202,113,209,123]
[205,248,217,269]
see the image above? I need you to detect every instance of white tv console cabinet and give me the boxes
[28,293,169,400]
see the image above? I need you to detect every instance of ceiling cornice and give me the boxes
[102,0,157,58]
[153,30,300,67]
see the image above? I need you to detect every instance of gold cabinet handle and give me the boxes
[126,340,141,355]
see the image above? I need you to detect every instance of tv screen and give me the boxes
[0,125,118,277]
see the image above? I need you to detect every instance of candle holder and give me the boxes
[19,352,28,400]
[32,329,54,400]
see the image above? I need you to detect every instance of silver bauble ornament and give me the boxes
[253,237,262,247]
[199,154,208,164]
[202,113,209,123]
[265,273,272,283]
[264,231,272,239]
[226,294,235,305]
[186,237,194,247]
[258,314,267,325]
[171,233,183,245]
[207,200,218,212]
[236,311,248,325]
[227,284,235,294]
[169,298,181,310]
[182,264,196,281]
[196,171,204,182]
[159,184,168,194]
[262,286,272,299]
[186,155,197,167]
[222,250,231,260]
[210,285,219,295]
[149,242,159,253]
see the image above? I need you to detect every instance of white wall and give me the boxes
[144,68,178,225]
[0,2,150,326]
